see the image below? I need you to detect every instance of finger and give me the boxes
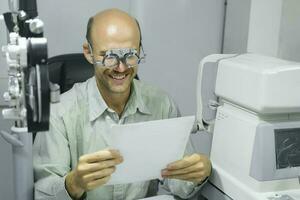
[80,157,124,173]
[79,149,122,163]
[162,161,204,176]
[166,154,201,170]
[85,175,111,191]
[164,171,204,182]
[83,167,116,182]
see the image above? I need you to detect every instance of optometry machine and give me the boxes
[197,54,300,200]
[0,0,60,200]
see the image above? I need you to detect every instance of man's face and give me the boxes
[92,47,138,95]
[91,25,140,96]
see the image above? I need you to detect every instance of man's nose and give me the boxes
[114,60,128,72]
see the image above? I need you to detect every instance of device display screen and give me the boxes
[275,128,300,169]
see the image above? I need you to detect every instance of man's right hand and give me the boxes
[65,149,123,199]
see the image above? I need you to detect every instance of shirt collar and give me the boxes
[88,77,151,122]
[88,77,108,122]
[124,79,151,116]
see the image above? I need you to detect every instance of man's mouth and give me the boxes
[111,74,126,80]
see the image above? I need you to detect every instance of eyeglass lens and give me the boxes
[102,53,139,68]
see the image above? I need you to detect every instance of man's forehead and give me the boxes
[90,11,140,46]
[92,31,140,52]
[92,21,139,38]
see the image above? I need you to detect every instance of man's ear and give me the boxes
[83,42,93,64]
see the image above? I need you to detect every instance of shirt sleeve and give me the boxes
[161,97,208,199]
[33,104,73,200]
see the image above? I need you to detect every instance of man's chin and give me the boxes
[107,78,132,94]
[109,85,130,94]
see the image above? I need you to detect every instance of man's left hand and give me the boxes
[161,153,211,184]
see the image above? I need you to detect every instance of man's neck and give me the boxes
[96,82,130,117]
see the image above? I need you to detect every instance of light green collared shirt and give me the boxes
[33,77,201,200]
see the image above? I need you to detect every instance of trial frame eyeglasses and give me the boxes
[88,43,146,68]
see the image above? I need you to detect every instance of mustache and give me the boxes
[110,68,133,75]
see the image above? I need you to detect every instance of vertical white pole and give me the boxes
[247,0,283,57]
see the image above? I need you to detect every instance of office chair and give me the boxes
[48,53,94,93]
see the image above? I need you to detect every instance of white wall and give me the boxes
[38,0,131,57]
[131,0,225,115]
[223,0,251,53]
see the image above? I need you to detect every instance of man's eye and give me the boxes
[126,54,138,66]
[104,56,118,67]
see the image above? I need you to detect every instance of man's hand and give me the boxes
[161,153,211,184]
[65,149,123,199]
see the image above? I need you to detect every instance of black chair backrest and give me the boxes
[48,53,94,93]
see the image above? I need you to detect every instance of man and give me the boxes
[34,8,211,200]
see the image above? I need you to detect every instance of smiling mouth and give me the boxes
[110,74,127,80]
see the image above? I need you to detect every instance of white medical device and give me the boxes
[197,54,300,200]
[0,1,60,200]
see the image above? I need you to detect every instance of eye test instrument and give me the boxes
[197,54,300,200]
[0,0,59,200]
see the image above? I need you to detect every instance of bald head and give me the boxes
[86,9,141,50]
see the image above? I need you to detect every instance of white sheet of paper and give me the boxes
[106,116,195,185]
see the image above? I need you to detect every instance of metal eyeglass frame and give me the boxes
[88,42,146,68]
